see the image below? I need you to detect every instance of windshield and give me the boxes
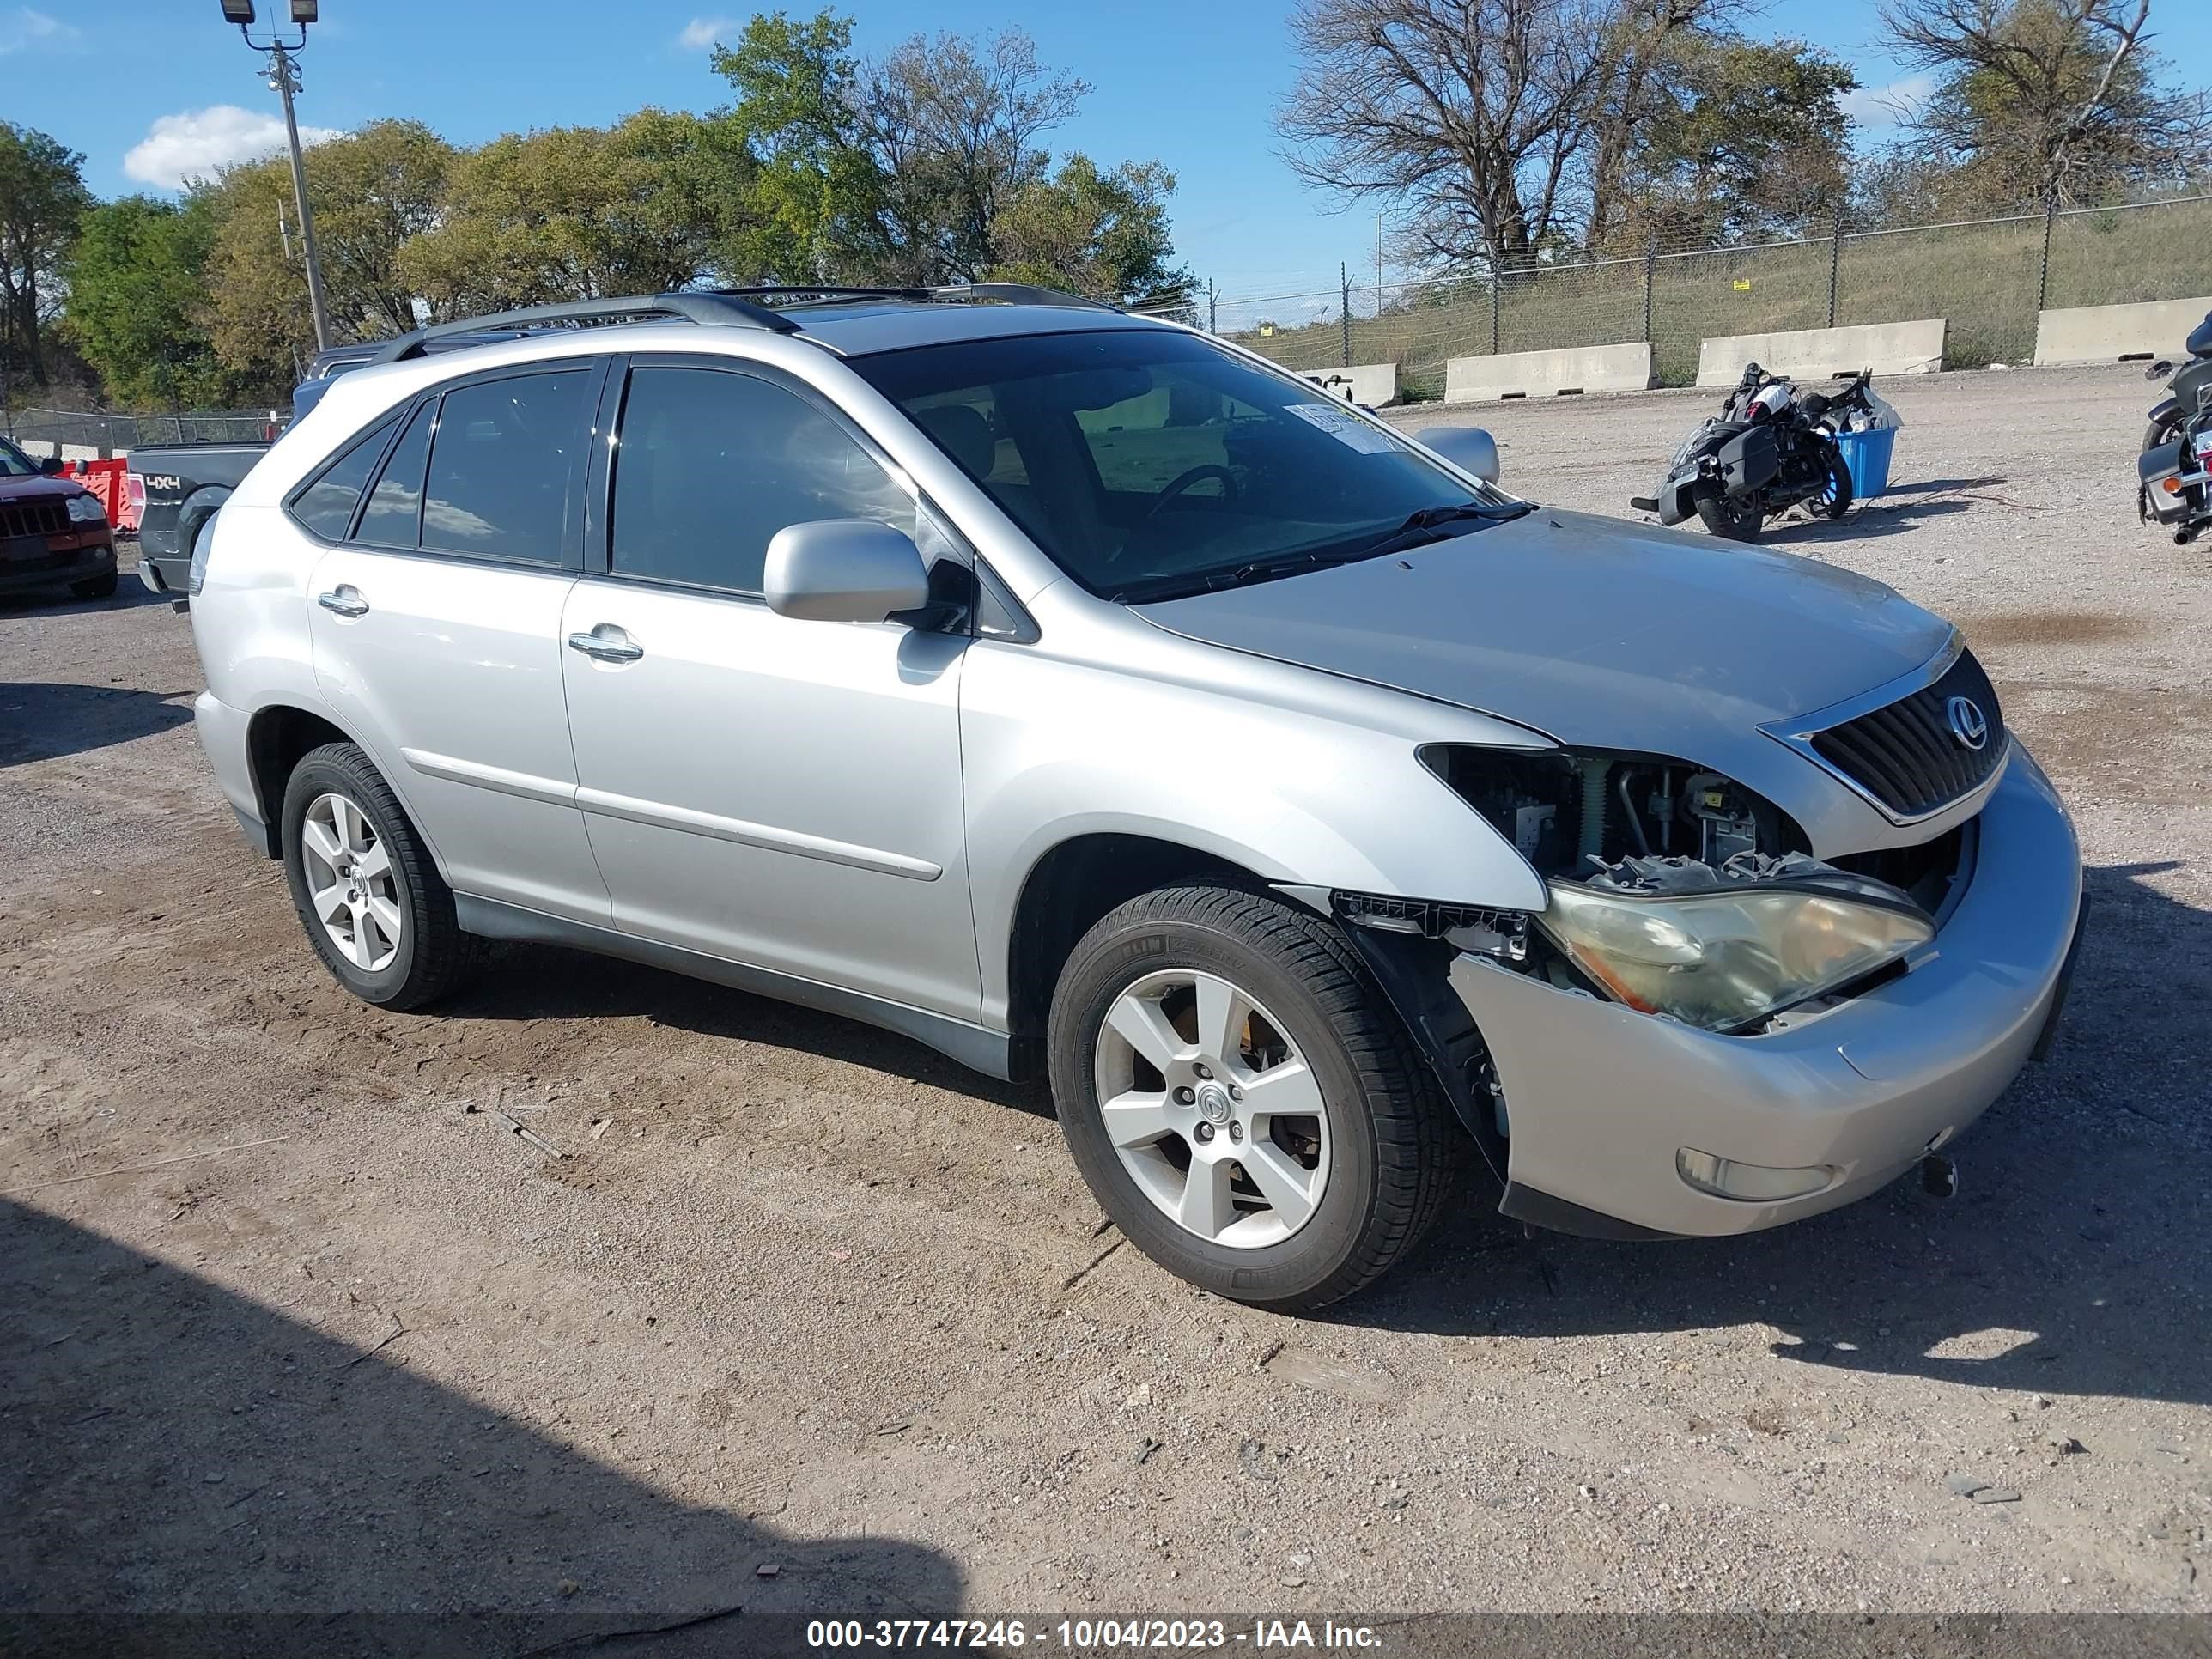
[852,328,1516,600]
[0,440,40,478]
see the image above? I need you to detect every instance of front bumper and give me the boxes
[0,529,114,596]
[1449,746,2082,1238]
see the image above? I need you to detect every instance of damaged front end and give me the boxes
[1330,744,1966,1183]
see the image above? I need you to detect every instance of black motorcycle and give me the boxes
[2137,308,2212,545]
[1632,363,1874,542]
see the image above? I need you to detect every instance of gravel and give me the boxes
[3,364,2208,1621]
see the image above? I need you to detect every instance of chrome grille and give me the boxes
[1808,650,2005,818]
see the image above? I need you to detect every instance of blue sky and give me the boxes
[8,0,2210,312]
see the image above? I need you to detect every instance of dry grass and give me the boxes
[1237,198,2212,398]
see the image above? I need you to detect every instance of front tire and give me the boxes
[70,571,118,600]
[280,742,480,1011]
[1692,484,1763,541]
[1047,886,1462,1311]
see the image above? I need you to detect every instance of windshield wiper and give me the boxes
[1108,501,1534,603]
[1362,500,1534,556]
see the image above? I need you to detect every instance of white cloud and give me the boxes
[1843,73,1938,131]
[677,15,739,52]
[124,106,342,191]
[0,7,82,53]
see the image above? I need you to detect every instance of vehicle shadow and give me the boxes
[438,944,1051,1118]
[1759,474,2012,546]
[0,582,171,619]
[0,681,194,766]
[1339,860,2212,1410]
[0,1198,963,1657]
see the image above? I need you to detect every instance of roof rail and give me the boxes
[368,291,800,365]
[930,282,1118,311]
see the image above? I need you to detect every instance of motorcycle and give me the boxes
[1632,363,1876,542]
[2136,308,2212,545]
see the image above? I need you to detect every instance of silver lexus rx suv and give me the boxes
[189,287,2084,1310]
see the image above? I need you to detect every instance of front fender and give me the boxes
[960,635,1552,1025]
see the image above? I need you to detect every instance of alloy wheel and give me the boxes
[300,791,403,973]
[1091,969,1330,1249]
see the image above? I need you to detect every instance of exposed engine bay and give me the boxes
[1332,745,1977,1152]
[1422,745,1796,877]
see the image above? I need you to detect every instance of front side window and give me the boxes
[610,367,913,593]
[0,439,40,478]
[288,415,396,540]
[854,328,1514,601]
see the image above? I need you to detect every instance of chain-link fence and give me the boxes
[4,407,279,453]
[1206,195,2212,401]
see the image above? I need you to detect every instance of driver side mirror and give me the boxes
[763,519,932,624]
[1415,426,1500,484]
[36,453,65,477]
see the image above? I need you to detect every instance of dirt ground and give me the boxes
[3,364,2209,1644]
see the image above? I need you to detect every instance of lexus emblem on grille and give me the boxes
[1945,695,1990,751]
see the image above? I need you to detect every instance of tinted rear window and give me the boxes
[355,403,433,548]
[421,370,592,562]
[289,416,395,540]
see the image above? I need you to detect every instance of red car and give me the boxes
[0,436,118,602]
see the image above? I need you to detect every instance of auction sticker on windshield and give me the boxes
[1282,403,1400,454]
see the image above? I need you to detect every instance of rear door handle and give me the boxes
[317,586,368,618]
[568,627,644,664]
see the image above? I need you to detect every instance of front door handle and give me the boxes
[317,586,368,618]
[568,626,644,664]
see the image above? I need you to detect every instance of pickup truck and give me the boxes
[132,332,514,596]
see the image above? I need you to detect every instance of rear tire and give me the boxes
[1813,448,1854,520]
[1692,484,1763,542]
[280,742,481,1011]
[70,571,118,600]
[1047,885,1462,1311]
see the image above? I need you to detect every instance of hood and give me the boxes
[1132,508,1952,759]
[0,475,86,503]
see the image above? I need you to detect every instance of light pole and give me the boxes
[221,1,331,353]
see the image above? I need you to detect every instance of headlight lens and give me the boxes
[1536,882,1934,1032]
[66,492,106,524]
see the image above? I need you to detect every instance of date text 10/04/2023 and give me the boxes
[804,1620,1385,1650]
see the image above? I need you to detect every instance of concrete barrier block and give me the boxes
[60,444,103,465]
[1300,362,1401,407]
[2033,296,2212,366]
[1698,319,1946,386]
[16,439,58,460]
[1443,342,1654,402]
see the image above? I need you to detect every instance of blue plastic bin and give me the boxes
[1832,426,1895,501]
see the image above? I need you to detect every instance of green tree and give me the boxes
[706,10,1147,287]
[202,119,457,386]
[708,9,880,280]
[1882,0,2212,209]
[398,111,742,310]
[988,155,1191,303]
[1627,39,1857,244]
[62,194,255,409]
[0,123,93,388]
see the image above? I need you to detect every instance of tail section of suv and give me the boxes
[191,289,2082,1310]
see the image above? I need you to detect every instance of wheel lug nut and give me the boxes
[1227,1121,1243,1143]
[1193,1122,1215,1144]
[1193,1063,1212,1080]
[1174,1086,1195,1105]
[1227,1085,1242,1101]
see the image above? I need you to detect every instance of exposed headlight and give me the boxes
[1535,881,1933,1032]
[66,493,106,524]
